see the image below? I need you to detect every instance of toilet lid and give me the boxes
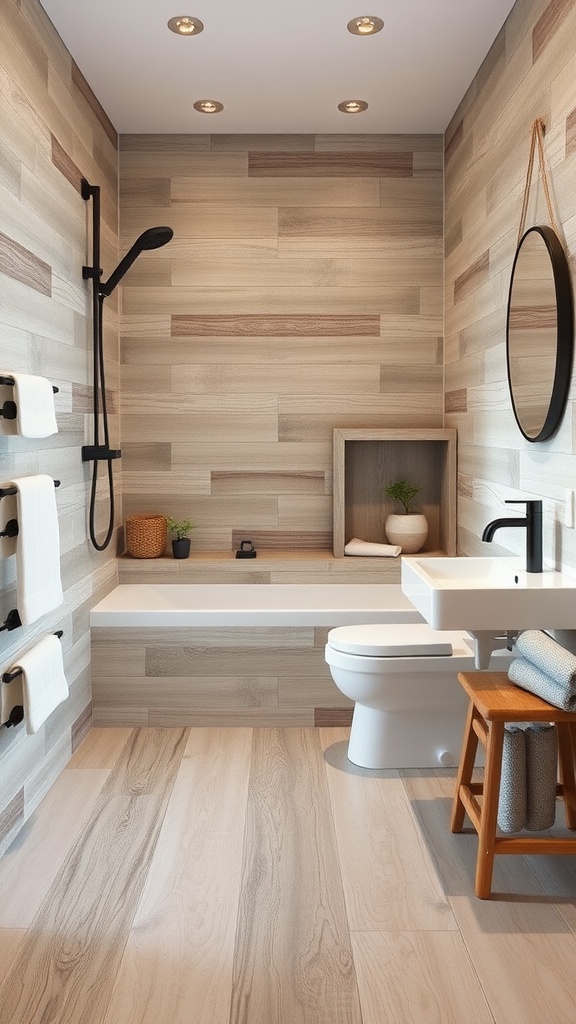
[326,622,453,657]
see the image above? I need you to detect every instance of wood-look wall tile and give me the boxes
[0,230,51,295]
[566,105,576,155]
[171,362,380,395]
[120,134,210,153]
[314,708,353,726]
[121,151,247,176]
[121,443,172,472]
[51,135,83,191]
[171,177,380,207]
[171,314,380,336]
[0,789,24,850]
[120,177,170,207]
[532,0,573,63]
[279,206,442,238]
[230,529,333,549]
[212,471,325,495]
[211,134,314,151]
[71,60,117,146]
[121,204,278,238]
[444,388,468,413]
[453,250,490,301]
[248,152,413,177]
[380,365,443,393]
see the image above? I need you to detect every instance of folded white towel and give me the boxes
[0,674,23,727]
[516,630,576,690]
[12,634,69,734]
[0,492,18,558]
[344,537,401,557]
[508,656,576,712]
[0,372,58,438]
[7,475,63,624]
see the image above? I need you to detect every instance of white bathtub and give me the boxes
[90,583,424,628]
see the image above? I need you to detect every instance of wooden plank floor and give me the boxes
[1,727,576,1023]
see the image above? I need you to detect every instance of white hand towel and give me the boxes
[8,475,63,625]
[344,537,402,557]
[0,372,58,438]
[0,675,23,727]
[0,492,18,557]
[15,634,68,734]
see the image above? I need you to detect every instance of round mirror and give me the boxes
[506,225,573,442]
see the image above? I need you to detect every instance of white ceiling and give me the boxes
[40,0,517,135]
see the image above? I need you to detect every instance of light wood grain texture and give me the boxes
[0,730,186,1023]
[171,314,380,336]
[0,229,51,294]
[102,729,252,1024]
[352,931,495,1024]
[248,152,413,177]
[229,729,362,1024]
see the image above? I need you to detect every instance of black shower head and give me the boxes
[99,226,174,297]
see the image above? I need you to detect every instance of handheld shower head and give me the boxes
[99,226,173,297]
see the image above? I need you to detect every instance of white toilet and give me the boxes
[325,622,513,769]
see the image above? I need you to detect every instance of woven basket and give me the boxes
[125,514,167,558]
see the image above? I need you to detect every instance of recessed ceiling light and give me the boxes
[167,16,204,35]
[347,16,384,35]
[193,100,224,114]
[338,100,369,114]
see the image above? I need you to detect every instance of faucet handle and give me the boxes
[505,499,542,513]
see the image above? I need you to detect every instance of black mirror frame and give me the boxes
[506,224,574,442]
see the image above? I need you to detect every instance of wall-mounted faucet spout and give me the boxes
[482,499,543,572]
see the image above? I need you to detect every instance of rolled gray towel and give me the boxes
[525,723,557,831]
[516,630,576,690]
[497,725,527,833]
[508,657,576,712]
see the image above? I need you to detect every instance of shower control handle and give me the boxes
[81,445,122,462]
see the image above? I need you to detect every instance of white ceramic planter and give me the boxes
[385,513,428,554]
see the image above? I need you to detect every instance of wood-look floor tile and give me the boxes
[352,930,494,1024]
[103,729,252,1024]
[0,729,187,1024]
[0,768,110,929]
[322,738,456,931]
[229,729,362,1024]
[0,929,25,987]
[67,726,134,769]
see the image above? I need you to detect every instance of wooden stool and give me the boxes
[451,671,576,899]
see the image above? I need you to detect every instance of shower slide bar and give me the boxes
[0,376,59,421]
[1,631,63,729]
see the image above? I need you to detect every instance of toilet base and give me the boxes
[347,701,468,770]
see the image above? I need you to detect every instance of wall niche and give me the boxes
[333,428,457,558]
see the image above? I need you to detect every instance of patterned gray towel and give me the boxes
[508,657,576,712]
[497,725,527,833]
[525,723,557,831]
[516,630,576,690]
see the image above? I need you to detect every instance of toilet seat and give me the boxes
[327,622,453,658]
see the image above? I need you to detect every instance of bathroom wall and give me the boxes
[0,0,119,853]
[444,0,576,572]
[119,134,444,550]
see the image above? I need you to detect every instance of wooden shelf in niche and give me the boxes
[333,428,457,558]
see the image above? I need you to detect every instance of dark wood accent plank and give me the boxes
[172,314,380,337]
[445,389,468,413]
[0,788,24,848]
[0,729,187,1024]
[71,60,117,147]
[51,135,83,191]
[249,152,413,177]
[0,230,51,295]
[314,708,354,727]
[567,106,576,156]
[229,729,363,1024]
[453,250,490,301]
[533,0,573,63]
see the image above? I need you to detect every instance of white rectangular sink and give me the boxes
[401,556,576,631]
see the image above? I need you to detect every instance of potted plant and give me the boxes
[384,480,428,553]
[167,517,194,559]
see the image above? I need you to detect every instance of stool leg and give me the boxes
[557,724,576,829]
[451,700,479,834]
[475,720,504,900]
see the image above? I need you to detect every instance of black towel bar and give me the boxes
[0,479,60,500]
[2,630,63,682]
[0,374,59,395]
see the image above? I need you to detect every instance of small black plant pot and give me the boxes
[172,537,191,559]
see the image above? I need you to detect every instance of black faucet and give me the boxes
[481,499,543,573]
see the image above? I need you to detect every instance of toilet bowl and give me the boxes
[325,622,513,769]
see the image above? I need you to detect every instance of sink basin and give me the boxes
[401,556,576,631]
